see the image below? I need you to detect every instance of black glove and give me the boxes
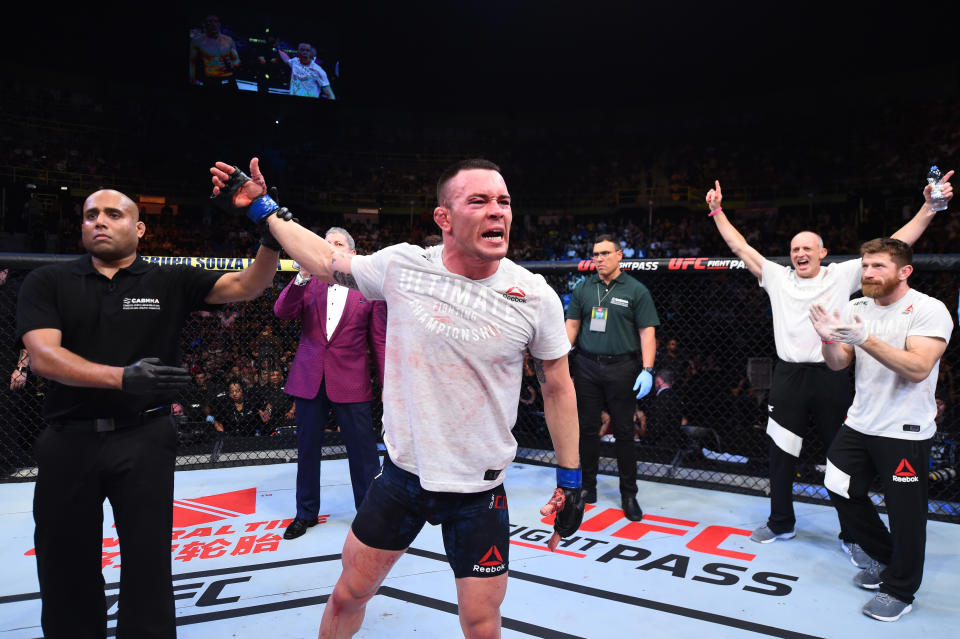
[210,165,261,216]
[553,467,585,538]
[121,357,192,395]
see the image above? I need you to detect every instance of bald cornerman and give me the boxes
[16,175,281,638]
[705,173,952,562]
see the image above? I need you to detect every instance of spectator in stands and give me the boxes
[705,175,951,559]
[254,324,282,380]
[1,346,36,476]
[212,380,268,436]
[273,228,387,541]
[658,338,691,384]
[643,369,685,450]
[184,369,223,422]
[262,368,295,429]
[189,15,240,89]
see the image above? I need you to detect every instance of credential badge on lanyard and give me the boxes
[590,307,608,332]
[590,282,615,332]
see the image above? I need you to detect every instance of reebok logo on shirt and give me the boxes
[892,458,919,483]
[902,305,914,314]
[503,287,527,303]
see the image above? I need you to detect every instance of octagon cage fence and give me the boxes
[2,252,959,523]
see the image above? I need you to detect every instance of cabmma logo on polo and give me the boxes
[473,545,506,574]
[502,286,527,303]
[892,458,919,483]
[122,297,161,310]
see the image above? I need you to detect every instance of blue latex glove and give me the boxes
[633,369,653,399]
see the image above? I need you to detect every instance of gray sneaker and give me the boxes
[841,540,872,569]
[750,524,796,544]
[862,592,912,622]
[854,559,885,590]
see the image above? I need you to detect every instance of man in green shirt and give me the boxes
[565,234,660,521]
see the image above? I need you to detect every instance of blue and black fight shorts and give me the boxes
[351,455,510,579]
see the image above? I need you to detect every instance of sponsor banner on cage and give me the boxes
[576,258,748,273]
[141,256,301,272]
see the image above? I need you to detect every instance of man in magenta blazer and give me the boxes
[274,227,387,540]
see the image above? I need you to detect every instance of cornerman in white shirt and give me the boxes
[810,237,952,622]
[705,173,952,557]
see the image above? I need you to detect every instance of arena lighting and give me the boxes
[60,186,68,191]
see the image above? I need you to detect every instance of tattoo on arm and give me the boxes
[332,271,359,289]
[329,251,358,289]
[532,358,546,383]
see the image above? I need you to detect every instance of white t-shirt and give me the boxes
[843,288,953,440]
[288,58,330,97]
[760,258,862,362]
[350,244,570,492]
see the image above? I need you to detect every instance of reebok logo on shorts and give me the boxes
[892,458,919,483]
[474,546,506,574]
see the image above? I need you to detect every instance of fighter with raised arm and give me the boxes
[211,158,583,639]
[705,172,952,560]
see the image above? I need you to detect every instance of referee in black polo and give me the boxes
[16,168,280,638]
[565,234,659,521]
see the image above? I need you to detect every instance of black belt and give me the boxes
[777,359,831,371]
[577,349,638,364]
[50,406,168,432]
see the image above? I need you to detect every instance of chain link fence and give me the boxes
[2,254,958,522]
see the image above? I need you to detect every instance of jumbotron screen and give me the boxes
[188,13,340,100]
